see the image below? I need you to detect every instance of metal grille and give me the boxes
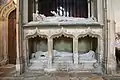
[38,0,88,18]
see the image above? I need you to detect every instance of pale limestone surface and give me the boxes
[113,0,120,33]
[1,70,120,80]
[29,50,98,72]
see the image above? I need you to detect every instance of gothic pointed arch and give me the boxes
[0,0,16,19]
[0,0,16,65]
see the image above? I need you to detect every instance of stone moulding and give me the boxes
[24,27,103,40]
[0,0,16,19]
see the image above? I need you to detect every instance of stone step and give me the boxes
[0,72,4,76]
[0,64,16,77]
[7,70,19,77]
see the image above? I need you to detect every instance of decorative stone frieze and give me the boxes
[24,27,103,40]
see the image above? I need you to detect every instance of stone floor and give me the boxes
[0,75,120,80]
[0,71,120,80]
[0,64,120,80]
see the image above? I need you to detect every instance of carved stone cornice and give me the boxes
[24,27,47,39]
[50,27,74,38]
[77,27,103,39]
[24,27,103,40]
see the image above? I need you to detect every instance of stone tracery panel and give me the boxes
[24,28,48,39]
[50,27,74,39]
[24,27,103,39]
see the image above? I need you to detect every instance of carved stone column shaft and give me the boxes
[2,20,8,62]
[48,38,53,68]
[0,19,2,62]
[73,37,78,64]
[23,39,28,70]
[26,40,29,66]
[107,20,116,74]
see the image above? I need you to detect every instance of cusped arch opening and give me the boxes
[53,35,73,53]
[28,36,48,60]
[51,33,74,39]
[53,35,74,65]
[26,34,47,40]
[78,35,99,68]
[78,35,98,53]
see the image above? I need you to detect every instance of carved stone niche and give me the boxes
[23,20,103,73]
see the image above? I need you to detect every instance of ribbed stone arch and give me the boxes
[78,32,102,40]
[78,31,103,65]
[0,0,16,66]
[25,33,48,40]
[50,28,74,39]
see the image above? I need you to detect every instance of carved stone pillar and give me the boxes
[98,37,104,74]
[100,38,104,62]
[47,38,53,68]
[106,0,116,74]
[0,19,2,62]
[16,0,21,74]
[107,20,116,74]
[73,37,78,64]
[23,39,28,71]
[0,18,5,62]
[2,19,8,64]
[26,39,29,66]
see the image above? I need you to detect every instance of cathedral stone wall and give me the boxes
[0,0,119,76]
[113,0,120,33]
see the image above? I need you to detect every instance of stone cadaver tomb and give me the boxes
[23,11,103,73]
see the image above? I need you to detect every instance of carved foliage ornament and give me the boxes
[24,27,47,39]
[0,0,16,19]
[50,27,74,38]
[78,27,103,39]
[24,27,102,40]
